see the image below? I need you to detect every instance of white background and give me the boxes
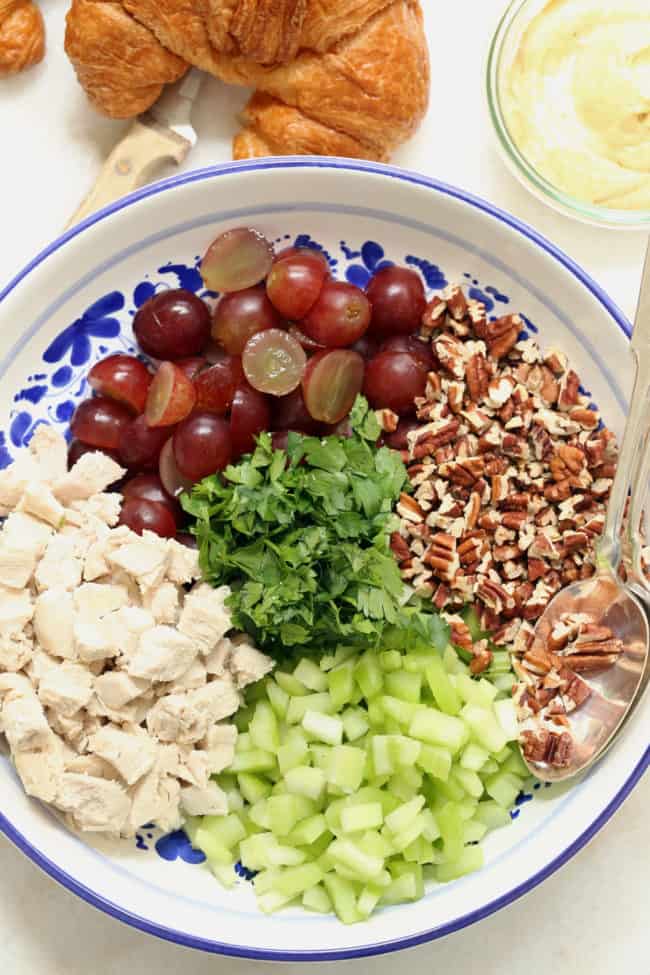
[0,1,648,973]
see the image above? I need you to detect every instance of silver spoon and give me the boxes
[518,240,650,782]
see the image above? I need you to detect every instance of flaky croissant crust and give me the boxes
[65,0,429,162]
[0,0,45,78]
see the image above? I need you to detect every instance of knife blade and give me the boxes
[66,69,204,229]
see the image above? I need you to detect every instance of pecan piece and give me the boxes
[485,314,522,359]
[422,296,446,332]
[466,352,490,401]
[390,531,411,563]
[424,532,459,582]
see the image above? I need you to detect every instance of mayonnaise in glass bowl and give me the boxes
[487,0,650,229]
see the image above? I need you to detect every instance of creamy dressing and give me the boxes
[501,0,650,210]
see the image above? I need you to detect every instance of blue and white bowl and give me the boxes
[0,159,647,960]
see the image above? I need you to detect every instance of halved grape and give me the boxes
[71,397,133,451]
[380,334,435,372]
[303,281,371,348]
[118,414,170,470]
[87,355,152,414]
[288,324,325,352]
[275,246,329,271]
[133,289,211,359]
[67,440,121,471]
[145,362,197,427]
[122,473,183,526]
[271,387,321,433]
[366,267,426,336]
[266,252,328,319]
[302,349,364,424]
[201,228,274,293]
[173,412,232,481]
[159,437,194,498]
[363,351,427,415]
[194,355,245,414]
[242,328,306,396]
[230,383,271,458]
[212,285,281,355]
[118,498,177,539]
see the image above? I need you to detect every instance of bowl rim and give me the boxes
[486,0,650,230]
[0,156,647,960]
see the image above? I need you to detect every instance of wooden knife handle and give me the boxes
[66,119,191,229]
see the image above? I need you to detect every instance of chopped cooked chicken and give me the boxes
[38,662,94,717]
[128,626,197,682]
[178,584,231,653]
[0,427,273,838]
[53,451,125,505]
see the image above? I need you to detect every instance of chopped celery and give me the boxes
[237,773,273,805]
[275,672,309,696]
[416,743,452,780]
[288,693,335,725]
[200,812,246,849]
[266,794,316,836]
[284,766,326,801]
[425,656,462,715]
[451,765,484,799]
[443,644,467,675]
[230,749,276,774]
[291,814,328,846]
[435,845,484,882]
[303,884,332,913]
[484,770,523,809]
[195,828,232,865]
[409,708,467,753]
[310,744,333,770]
[249,701,279,751]
[474,799,512,830]
[302,710,343,746]
[319,645,358,673]
[437,802,464,862]
[326,745,366,793]
[493,698,519,741]
[323,874,361,925]
[379,650,402,672]
[382,863,424,903]
[342,707,369,742]
[456,674,497,707]
[388,767,423,802]
[460,704,507,754]
[380,695,419,727]
[257,890,296,914]
[500,747,531,778]
[366,697,385,727]
[266,680,289,720]
[371,736,395,776]
[341,802,384,833]
[275,863,324,899]
[294,658,329,692]
[328,660,356,711]
[463,819,488,844]
[355,652,383,699]
[385,795,425,834]
[208,861,236,888]
[460,742,490,772]
[358,829,394,859]
[328,838,384,882]
[278,732,309,775]
[385,670,422,703]
[357,885,382,918]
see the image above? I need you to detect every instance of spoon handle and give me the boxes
[597,238,650,573]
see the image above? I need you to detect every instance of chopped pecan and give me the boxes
[396,493,425,523]
[558,369,580,410]
[570,406,599,429]
[442,284,468,322]
[422,296,446,332]
[390,532,411,563]
[446,615,472,651]
[424,532,459,582]
[485,315,522,359]
[466,352,490,401]
[375,408,399,433]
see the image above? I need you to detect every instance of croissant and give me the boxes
[64,0,429,162]
[0,0,45,77]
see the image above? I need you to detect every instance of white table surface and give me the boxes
[0,2,648,972]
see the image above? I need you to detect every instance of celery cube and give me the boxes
[385,670,421,703]
[460,704,507,754]
[435,845,484,882]
[484,770,523,809]
[379,650,402,672]
[437,802,464,862]
[288,693,334,725]
[460,743,490,772]
[275,672,309,696]
[294,659,328,692]
[416,743,452,780]
[385,795,425,834]
[380,695,419,727]
[342,707,369,742]
[328,838,385,882]
[409,708,467,753]
[326,745,366,793]
[323,874,361,925]
[341,802,383,833]
[303,884,332,913]
[451,765,485,799]
[291,814,328,846]
[303,710,343,746]
[355,652,383,699]
[230,749,276,774]
[474,799,511,830]
[250,701,279,751]
[284,766,326,801]
[328,660,356,711]
[266,681,289,720]
[425,656,462,715]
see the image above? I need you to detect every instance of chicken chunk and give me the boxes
[65,753,121,781]
[228,640,274,689]
[0,512,53,589]
[17,481,65,528]
[0,630,33,672]
[166,539,201,585]
[146,677,240,744]
[53,452,125,505]
[0,673,51,752]
[89,724,158,785]
[178,584,231,653]
[73,617,122,664]
[0,452,41,515]
[128,626,197,683]
[55,772,131,833]
[29,425,68,483]
[74,582,130,623]
[127,752,182,834]
[69,493,122,527]
[38,663,94,717]
[83,525,134,581]
[200,723,237,775]
[142,581,179,625]
[13,735,66,803]
[94,671,150,712]
[204,637,233,677]
[180,781,228,817]
[33,588,76,659]
[164,658,207,694]
[0,586,33,633]
[108,532,170,594]
[35,534,83,591]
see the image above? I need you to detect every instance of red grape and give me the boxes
[118,498,177,539]
[302,349,364,424]
[176,357,207,381]
[270,431,289,451]
[194,355,245,414]
[266,252,328,319]
[288,324,325,352]
[122,473,183,526]
[201,228,274,293]
[133,289,210,359]
[176,531,198,549]
[118,414,170,470]
[212,286,281,355]
[380,334,435,371]
[145,362,197,427]
[67,440,121,470]
[275,246,329,272]
[230,383,271,458]
[363,351,427,415]
[242,329,306,396]
[303,281,371,348]
[351,334,380,360]
[87,355,151,414]
[173,413,232,482]
[366,267,426,336]
[71,397,133,451]
[159,438,194,498]
[383,418,421,450]
[271,387,321,433]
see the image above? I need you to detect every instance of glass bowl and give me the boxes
[486,0,650,230]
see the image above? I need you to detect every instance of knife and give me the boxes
[66,69,203,228]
